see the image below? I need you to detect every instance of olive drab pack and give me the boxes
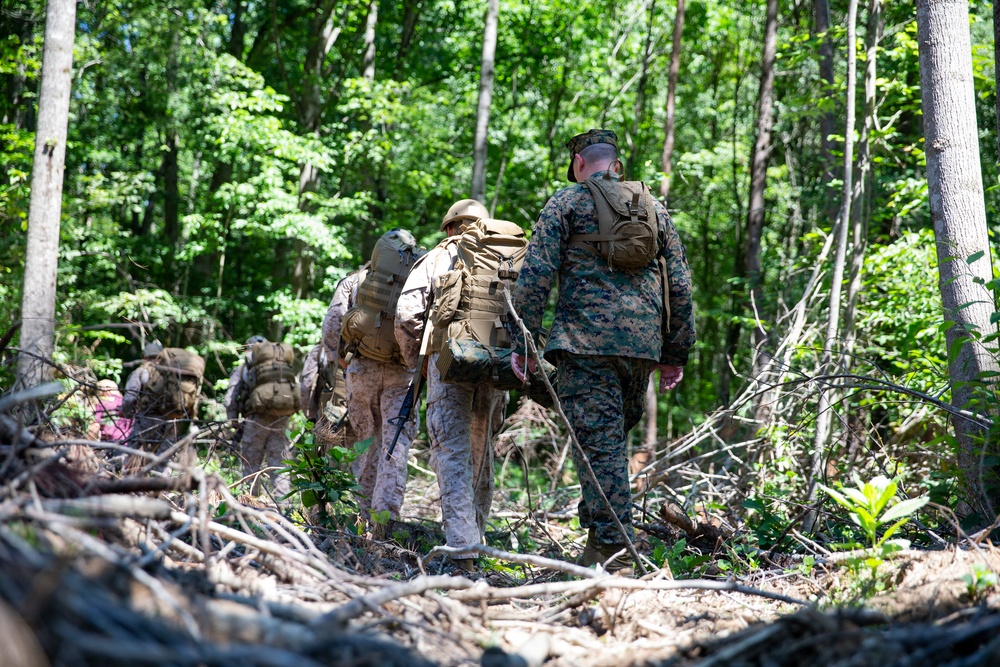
[430,217,528,383]
[342,231,423,364]
[244,341,300,416]
[142,348,205,418]
[570,175,661,271]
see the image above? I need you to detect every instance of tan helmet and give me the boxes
[440,199,488,232]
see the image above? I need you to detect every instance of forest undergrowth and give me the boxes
[3,344,1000,667]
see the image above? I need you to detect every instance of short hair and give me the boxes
[578,142,618,165]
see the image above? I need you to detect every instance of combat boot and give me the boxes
[577,527,632,573]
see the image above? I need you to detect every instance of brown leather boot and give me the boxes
[577,528,632,573]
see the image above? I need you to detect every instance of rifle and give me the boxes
[386,291,435,461]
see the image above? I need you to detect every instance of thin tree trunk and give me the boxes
[362,0,376,81]
[843,0,882,357]
[626,0,657,180]
[806,0,859,531]
[741,0,779,363]
[916,0,1000,517]
[659,0,685,203]
[995,0,999,168]
[815,0,837,221]
[470,0,499,202]
[393,0,421,80]
[16,0,77,389]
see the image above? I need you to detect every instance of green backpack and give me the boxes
[570,174,661,270]
[143,348,205,418]
[244,341,300,416]
[342,231,424,364]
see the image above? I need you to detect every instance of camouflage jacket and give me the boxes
[511,171,695,366]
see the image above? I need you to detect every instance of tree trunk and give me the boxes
[916,0,1000,516]
[659,0,685,203]
[392,0,422,80]
[470,0,499,203]
[626,0,657,180]
[815,0,837,221]
[741,0,779,361]
[843,0,882,356]
[16,0,77,389]
[995,0,999,168]
[806,0,859,530]
[362,0,377,81]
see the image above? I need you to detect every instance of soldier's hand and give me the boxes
[511,351,536,383]
[656,365,683,393]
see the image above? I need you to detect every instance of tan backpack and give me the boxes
[143,348,204,418]
[342,231,423,364]
[244,341,300,416]
[430,217,527,373]
[570,175,661,270]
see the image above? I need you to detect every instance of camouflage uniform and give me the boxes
[122,363,182,453]
[396,243,509,552]
[512,153,695,547]
[225,362,292,499]
[325,269,416,520]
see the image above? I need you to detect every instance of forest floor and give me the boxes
[2,392,999,666]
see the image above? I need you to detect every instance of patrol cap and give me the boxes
[565,129,618,182]
[143,341,164,358]
[441,199,489,232]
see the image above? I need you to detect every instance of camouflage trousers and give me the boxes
[346,356,417,520]
[426,352,508,551]
[128,415,182,454]
[556,353,654,546]
[241,413,291,499]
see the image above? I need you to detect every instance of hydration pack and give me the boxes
[570,175,661,270]
[342,230,424,364]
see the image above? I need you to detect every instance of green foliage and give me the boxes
[281,422,372,530]
[649,537,711,578]
[820,475,929,596]
[962,562,998,602]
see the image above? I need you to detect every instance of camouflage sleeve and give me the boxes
[395,248,442,370]
[322,274,357,362]
[224,365,245,420]
[299,344,320,418]
[120,366,148,417]
[657,205,696,366]
[510,195,566,352]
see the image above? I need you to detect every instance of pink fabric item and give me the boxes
[93,394,132,442]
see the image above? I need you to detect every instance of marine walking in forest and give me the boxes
[510,129,696,571]
[122,341,204,460]
[225,336,300,499]
[396,199,524,572]
[326,229,425,526]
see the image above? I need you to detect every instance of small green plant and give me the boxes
[650,537,711,578]
[962,562,998,602]
[819,475,929,593]
[281,422,372,529]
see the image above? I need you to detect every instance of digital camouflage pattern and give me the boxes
[557,353,654,545]
[511,170,695,366]
[345,355,417,520]
[322,269,365,363]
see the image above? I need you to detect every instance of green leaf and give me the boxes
[879,495,930,523]
[965,251,985,264]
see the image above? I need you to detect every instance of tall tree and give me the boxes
[815,0,837,221]
[659,0,685,203]
[470,0,498,203]
[16,0,77,389]
[626,0,657,180]
[722,0,778,404]
[916,0,1000,515]
[808,0,859,528]
[995,0,999,168]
